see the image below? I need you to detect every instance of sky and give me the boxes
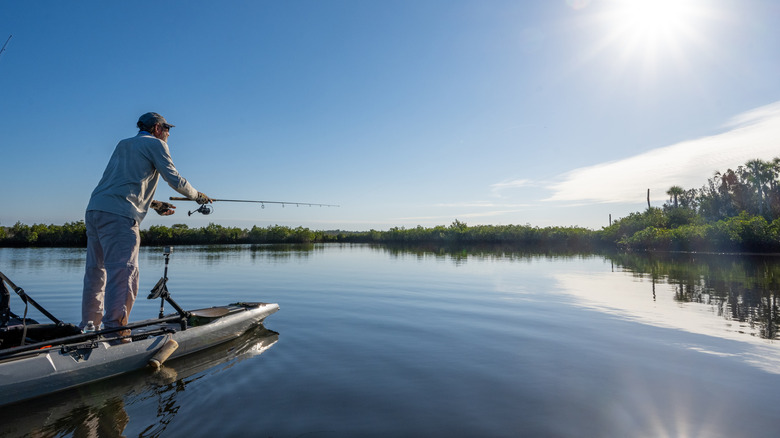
[1,0,779,231]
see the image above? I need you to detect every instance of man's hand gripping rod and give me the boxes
[169,197,340,216]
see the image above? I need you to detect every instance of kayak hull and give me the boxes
[0,302,279,406]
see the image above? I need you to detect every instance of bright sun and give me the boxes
[601,0,706,60]
[614,0,694,41]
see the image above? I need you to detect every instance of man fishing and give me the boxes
[81,112,212,341]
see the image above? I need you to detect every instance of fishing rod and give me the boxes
[0,35,12,61]
[169,196,340,216]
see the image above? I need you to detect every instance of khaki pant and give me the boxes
[81,210,140,338]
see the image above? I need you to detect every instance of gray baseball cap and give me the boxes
[138,112,175,129]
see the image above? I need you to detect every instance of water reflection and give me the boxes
[138,244,323,266]
[365,245,780,343]
[607,252,780,341]
[4,244,780,436]
[373,243,600,265]
[0,325,278,438]
[0,247,86,273]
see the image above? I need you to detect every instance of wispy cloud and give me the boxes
[395,208,531,222]
[490,179,533,191]
[544,101,780,203]
[489,179,538,197]
[434,201,533,208]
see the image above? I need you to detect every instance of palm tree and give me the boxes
[768,158,780,217]
[666,185,685,208]
[743,159,773,217]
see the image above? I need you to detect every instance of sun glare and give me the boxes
[615,0,691,36]
[589,0,711,77]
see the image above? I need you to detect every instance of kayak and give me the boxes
[0,301,279,407]
[2,324,279,437]
[0,248,279,407]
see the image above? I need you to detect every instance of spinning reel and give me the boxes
[188,204,214,216]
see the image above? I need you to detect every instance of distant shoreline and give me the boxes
[3,213,780,254]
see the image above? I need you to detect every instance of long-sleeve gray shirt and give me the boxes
[87,132,199,223]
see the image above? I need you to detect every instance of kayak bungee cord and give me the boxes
[169,196,340,216]
[0,270,64,348]
[0,271,62,326]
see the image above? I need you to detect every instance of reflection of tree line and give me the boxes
[4,250,86,272]
[372,245,780,340]
[609,252,780,340]
[363,244,780,341]
[375,243,601,263]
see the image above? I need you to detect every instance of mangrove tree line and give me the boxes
[4,157,780,252]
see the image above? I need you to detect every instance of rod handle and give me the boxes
[148,339,179,369]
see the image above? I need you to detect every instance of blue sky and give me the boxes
[1,0,779,231]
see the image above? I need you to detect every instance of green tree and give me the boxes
[742,159,773,217]
[666,185,685,208]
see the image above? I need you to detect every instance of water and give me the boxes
[2,244,780,437]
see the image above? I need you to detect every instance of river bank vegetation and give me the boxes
[4,158,780,253]
[0,220,602,251]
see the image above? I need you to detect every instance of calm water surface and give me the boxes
[1,244,780,437]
